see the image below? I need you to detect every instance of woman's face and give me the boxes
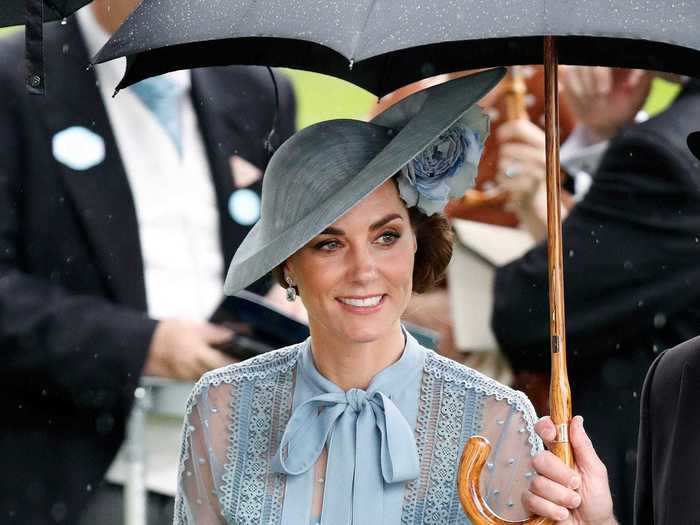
[285,180,417,345]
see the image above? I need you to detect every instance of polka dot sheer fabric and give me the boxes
[174,335,542,524]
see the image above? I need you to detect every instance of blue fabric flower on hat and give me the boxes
[397,121,484,215]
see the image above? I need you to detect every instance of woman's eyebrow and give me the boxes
[319,213,403,236]
[370,213,403,231]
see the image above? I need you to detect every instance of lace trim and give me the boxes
[174,343,303,524]
[184,343,303,416]
[220,355,296,524]
[423,351,542,456]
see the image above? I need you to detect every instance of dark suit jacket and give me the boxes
[492,80,700,524]
[0,18,295,525]
[634,335,700,525]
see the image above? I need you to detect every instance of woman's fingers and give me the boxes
[522,491,571,522]
[534,415,557,446]
[529,471,582,509]
[532,450,581,490]
[496,119,546,149]
[499,142,546,168]
[569,416,608,476]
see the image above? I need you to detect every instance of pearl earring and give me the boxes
[285,276,297,302]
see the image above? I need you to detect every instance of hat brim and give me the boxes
[224,67,506,296]
[688,131,700,160]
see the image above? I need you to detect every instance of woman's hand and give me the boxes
[523,415,617,525]
[495,119,546,208]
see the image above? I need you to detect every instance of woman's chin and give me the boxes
[337,319,398,344]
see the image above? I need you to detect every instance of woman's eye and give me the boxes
[377,231,401,245]
[315,239,341,251]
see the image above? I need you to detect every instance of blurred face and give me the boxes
[285,180,417,344]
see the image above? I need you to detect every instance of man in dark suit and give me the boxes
[0,0,295,522]
[491,73,700,524]
[634,334,700,525]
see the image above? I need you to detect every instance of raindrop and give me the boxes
[568,249,575,258]
[653,313,667,329]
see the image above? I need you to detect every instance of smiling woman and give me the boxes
[172,69,615,525]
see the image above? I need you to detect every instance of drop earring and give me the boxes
[285,276,297,302]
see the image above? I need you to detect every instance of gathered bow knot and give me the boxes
[273,387,420,523]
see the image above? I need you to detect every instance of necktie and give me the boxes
[273,388,420,524]
[130,75,185,155]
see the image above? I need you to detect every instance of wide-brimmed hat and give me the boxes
[688,131,700,160]
[223,67,506,296]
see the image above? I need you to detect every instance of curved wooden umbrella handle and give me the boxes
[457,436,551,525]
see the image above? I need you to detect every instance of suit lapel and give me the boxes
[191,69,264,268]
[38,19,146,309]
[664,361,700,523]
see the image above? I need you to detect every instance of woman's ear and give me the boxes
[412,231,418,254]
[282,260,296,287]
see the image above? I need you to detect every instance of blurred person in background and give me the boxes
[0,0,295,522]
[491,66,700,523]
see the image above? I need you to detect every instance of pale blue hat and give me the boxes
[224,68,505,295]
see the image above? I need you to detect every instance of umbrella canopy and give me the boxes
[0,0,90,27]
[95,0,700,93]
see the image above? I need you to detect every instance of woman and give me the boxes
[173,69,615,525]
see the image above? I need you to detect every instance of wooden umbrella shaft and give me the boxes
[543,36,573,467]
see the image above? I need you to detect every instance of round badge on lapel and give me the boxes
[228,188,261,226]
[52,126,106,171]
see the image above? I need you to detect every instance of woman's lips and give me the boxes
[336,294,386,314]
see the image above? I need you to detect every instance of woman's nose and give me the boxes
[348,244,378,283]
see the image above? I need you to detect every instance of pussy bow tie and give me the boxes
[273,388,420,524]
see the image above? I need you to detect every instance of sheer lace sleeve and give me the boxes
[173,380,233,525]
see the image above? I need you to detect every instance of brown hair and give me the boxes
[272,202,453,295]
[408,206,453,293]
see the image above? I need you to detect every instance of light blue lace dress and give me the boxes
[174,332,543,524]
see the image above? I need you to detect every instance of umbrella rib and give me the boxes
[349,0,379,66]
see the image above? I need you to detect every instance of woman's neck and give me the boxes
[308,322,405,391]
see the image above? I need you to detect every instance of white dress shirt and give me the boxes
[77,7,224,323]
[77,6,227,496]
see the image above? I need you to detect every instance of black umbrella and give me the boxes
[0,0,93,94]
[95,3,700,524]
[95,1,700,94]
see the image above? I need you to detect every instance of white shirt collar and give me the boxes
[76,6,191,94]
